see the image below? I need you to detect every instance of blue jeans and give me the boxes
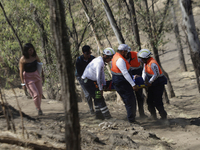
[76,76,94,113]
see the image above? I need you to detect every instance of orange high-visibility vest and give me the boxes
[129,51,141,69]
[111,52,131,75]
[145,57,162,75]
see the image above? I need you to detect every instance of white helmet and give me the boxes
[137,49,152,58]
[118,44,129,51]
[103,47,115,56]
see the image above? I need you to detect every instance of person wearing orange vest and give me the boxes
[137,49,167,120]
[126,47,147,118]
[111,44,138,123]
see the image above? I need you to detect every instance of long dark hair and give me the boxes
[23,43,37,59]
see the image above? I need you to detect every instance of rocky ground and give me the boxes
[0,2,200,150]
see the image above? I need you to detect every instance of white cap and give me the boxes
[118,44,129,51]
[103,47,115,56]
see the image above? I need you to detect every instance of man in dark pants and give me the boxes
[137,49,167,120]
[126,47,147,118]
[75,45,95,114]
[82,48,115,120]
[111,44,138,123]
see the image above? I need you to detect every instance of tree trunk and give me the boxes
[49,1,81,150]
[80,0,112,77]
[171,0,187,72]
[100,0,127,103]
[128,0,141,51]
[31,5,56,99]
[0,135,65,150]
[0,2,33,98]
[179,0,200,92]
[100,0,125,44]
[80,0,103,54]
[0,2,23,52]
[143,0,175,101]
[151,43,175,101]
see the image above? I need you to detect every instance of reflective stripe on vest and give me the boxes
[111,52,131,75]
[145,57,163,77]
[129,51,141,70]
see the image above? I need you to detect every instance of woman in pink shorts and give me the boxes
[19,43,44,116]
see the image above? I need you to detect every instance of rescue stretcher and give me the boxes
[104,76,147,91]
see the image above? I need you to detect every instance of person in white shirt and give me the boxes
[82,48,115,120]
[111,44,138,123]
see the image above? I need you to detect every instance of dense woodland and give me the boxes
[0,0,200,149]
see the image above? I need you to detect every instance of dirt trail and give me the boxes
[1,61,200,150]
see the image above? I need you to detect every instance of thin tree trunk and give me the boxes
[31,6,55,99]
[0,2,23,52]
[143,0,175,101]
[151,44,175,101]
[0,2,32,98]
[100,0,126,104]
[80,0,112,77]
[128,0,141,51]
[100,0,125,44]
[49,1,81,150]
[179,0,200,92]
[171,0,187,71]
[80,0,103,54]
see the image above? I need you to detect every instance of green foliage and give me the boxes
[0,0,54,88]
[0,0,174,92]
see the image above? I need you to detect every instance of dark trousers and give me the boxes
[114,81,136,122]
[83,79,111,119]
[147,84,167,119]
[135,88,145,116]
[131,68,145,116]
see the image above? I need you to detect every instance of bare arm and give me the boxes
[36,55,41,62]
[19,56,25,84]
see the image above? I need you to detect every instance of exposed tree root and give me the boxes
[0,136,65,150]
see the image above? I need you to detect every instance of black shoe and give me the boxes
[38,110,43,116]
[95,114,105,120]
[103,111,112,120]
[105,115,112,120]
[90,110,95,115]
